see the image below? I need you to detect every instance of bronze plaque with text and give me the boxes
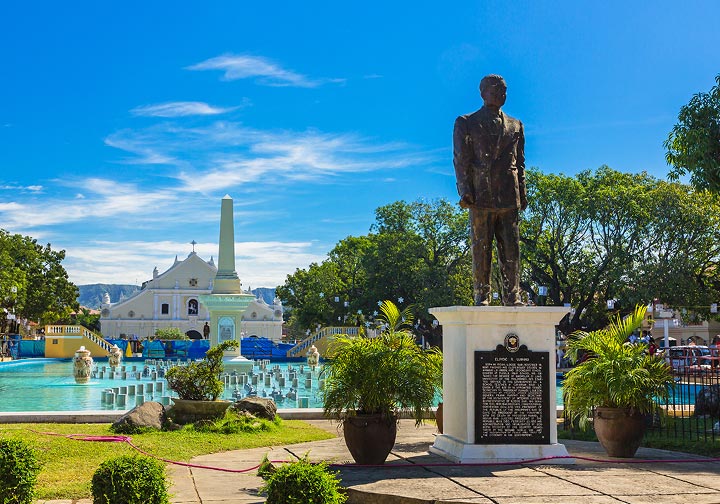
[474,346,550,444]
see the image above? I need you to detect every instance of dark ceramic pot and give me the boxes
[594,407,646,458]
[343,414,397,465]
[435,402,444,434]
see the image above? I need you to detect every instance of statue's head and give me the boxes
[479,74,507,109]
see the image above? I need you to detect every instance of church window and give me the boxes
[161,303,169,315]
[128,310,135,318]
[189,278,198,287]
[188,299,198,315]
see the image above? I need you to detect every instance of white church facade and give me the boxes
[99,251,283,341]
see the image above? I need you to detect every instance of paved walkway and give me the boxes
[38,420,720,504]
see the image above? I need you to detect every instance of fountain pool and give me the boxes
[0,358,326,412]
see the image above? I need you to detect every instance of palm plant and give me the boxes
[322,300,442,426]
[563,304,674,429]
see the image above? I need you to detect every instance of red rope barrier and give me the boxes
[27,429,720,473]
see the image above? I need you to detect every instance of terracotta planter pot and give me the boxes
[435,402,444,434]
[343,414,397,465]
[169,399,231,424]
[594,407,647,458]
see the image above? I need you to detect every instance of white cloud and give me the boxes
[187,54,345,88]
[0,179,180,230]
[104,129,178,165]
[103,121,437,193]
[0,184,43,192]
[1,119,435,290]
[62,239,326,288]
[130,101,241,118]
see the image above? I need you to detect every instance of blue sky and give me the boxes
[1,1,718,291]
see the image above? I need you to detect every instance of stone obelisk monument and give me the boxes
[199,195,255,371]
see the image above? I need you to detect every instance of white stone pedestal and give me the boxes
[429,306,573,464]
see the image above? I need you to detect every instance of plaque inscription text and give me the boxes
[474,346,550,444]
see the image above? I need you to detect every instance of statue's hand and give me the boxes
[459,193,474,209]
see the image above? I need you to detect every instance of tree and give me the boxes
[277,199,471,343]
[635,183,720,319]
[522,167,720,331]
[665,74,720,191]
[276,261,345,338]
[364,200,472,330]
[0,229,78,333]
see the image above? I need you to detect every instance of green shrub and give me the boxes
[109,422,157,435]
[91,455,169,504]
[192,410,281,434]
[166,340,238,400]
[260,457,347,504]
[154,327,188,340]
[0,438,42,504]
[257,454,276,480]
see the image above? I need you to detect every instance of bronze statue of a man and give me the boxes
[453,74,526,306]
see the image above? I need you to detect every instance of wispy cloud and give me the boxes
[0,179,178,229]
[62,239,326,287]
[187,54,345,88]
[104,128,178,165]
[103,121,437,192]
[1,117,435,288]
[0,184,43,192]
[130,101,244,118]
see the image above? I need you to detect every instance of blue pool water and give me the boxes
[0,359,326,412]
[555,378,699,407]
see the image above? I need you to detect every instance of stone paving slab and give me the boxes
[166,422,720,504]
[490,497,622,504]
[617,494,720,504]
[38,420,720,504]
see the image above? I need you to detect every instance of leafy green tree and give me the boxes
[665,74,720,191]
[276,261,345,339]
[55,307,102,332]
[277,199,471,343]
[522,167,654,330]
[0,229,78,333]
[635,183,720,319]
[522,167,720,331]
[74,307,102,333]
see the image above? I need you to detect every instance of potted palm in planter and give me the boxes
[165,340,237,423]
[322,300,442,464]
[563,304,674,457]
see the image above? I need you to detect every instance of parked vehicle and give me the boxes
[662,345,719,372]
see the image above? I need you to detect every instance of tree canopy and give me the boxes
[665,74,720,191]
[279,168,720,340]
[522,167,720,331]
[276,199,471,342]
[0,229,79,334]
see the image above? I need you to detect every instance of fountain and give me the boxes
[307,344,320,370]
[108,344,122,369]
[73,346,93,384]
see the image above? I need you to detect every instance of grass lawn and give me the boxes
[0,419,335,500]
[558,417,720,457]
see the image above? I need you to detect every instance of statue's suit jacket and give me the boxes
[453,107,527,210]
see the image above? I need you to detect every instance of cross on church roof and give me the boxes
[190,240,197,253]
